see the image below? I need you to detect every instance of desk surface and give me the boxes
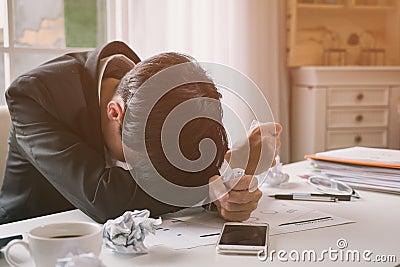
[0,161,399,266]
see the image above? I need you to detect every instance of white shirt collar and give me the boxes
[98,54,135,103]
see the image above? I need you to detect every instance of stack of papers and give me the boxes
[305,147,400,194]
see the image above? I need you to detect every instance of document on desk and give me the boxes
[145,201,354,250]
[260,201,355,235]
[144,217,221,250]
[306,146,400,168]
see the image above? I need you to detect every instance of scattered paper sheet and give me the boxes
[144,217,220,250]
[145,201,354,250]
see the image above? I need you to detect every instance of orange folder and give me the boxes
[304,154,400,169]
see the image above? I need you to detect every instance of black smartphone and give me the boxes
[216,222,269,254]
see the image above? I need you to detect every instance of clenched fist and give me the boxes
[209,174,262,222]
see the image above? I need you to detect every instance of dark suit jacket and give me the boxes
[0,41,181,224]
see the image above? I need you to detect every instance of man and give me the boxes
[0,41,280,224]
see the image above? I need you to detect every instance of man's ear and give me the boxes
[106,100,124,124]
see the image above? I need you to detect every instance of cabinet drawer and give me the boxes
[328,87,389,107]
[326,129,387,150]
[327,108,388,128]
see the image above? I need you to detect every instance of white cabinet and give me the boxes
[290,66,400,161]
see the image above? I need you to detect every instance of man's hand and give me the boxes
[209,175,262,222]
[226,123,282,175]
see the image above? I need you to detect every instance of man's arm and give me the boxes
[209,123,282,221]
[6,76,178,223]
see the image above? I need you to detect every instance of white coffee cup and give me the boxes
[4,221,103,267]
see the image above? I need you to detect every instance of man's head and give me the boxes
[102,52,228,187]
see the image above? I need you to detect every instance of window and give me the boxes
[0,0,107,105]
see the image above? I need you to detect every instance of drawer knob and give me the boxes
[356,93,364,101]
[354,135,362,143]
[355,114,364,122]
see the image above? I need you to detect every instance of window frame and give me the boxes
[0,0,104,94]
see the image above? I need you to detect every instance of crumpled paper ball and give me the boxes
[265,155,289,187]
[55,252,105,267]
[102,210,162,254]
[219,160,245,183]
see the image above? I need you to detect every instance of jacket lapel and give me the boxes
[81,41,141,154]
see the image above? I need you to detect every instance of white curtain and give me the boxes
[108,0,291,163]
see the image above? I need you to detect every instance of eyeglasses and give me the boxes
[308,176,360,199]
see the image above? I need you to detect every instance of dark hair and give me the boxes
[117,52,228,187]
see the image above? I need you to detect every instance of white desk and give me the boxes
[0,161,399,266]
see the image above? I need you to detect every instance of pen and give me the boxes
[199,233,220,238]
[278,216,333,227]
[270,193,351,201]
[269,193,338,202]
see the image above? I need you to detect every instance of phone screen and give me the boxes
[219,225,267,246]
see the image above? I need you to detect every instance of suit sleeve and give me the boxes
[6,75,179,223]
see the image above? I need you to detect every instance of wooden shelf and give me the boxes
[286,0,400,66]
[351,5,395,10]
[352,0,397,9]
[297,3,345,9]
